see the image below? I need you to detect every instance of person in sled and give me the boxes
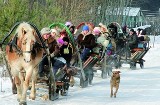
[39,27,67,99]
[77,25,97,86]
[92,26,111,55]
[77,25,97,62]
[65,21,75,35]
[126,29,139,58]
[58,37,74,95]
[39,27,58,77]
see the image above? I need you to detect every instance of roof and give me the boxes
[106,7,141,16]
[133,25,151,31]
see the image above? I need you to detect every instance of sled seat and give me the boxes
[56,81,64,86]
[83,54,99,70]
[131,48,144,52]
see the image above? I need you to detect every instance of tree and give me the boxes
[0,0,64,39]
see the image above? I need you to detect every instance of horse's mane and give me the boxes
[15,22,36,41]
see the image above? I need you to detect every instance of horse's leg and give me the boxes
[14,76,22,102]
[29,69,37,100]
[20,69,32,105]
[12,78,17,94]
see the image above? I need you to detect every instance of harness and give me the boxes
[8,33,43,56]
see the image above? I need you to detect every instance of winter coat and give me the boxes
[60,43,73,65]
[43,36,60,57]
[128,33,138,49]
[77,33,97,49]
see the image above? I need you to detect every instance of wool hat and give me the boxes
[99,23,103,27]
[65,21,72,27]
[63,37,70,42]
[40,27,51,35]
[51,29,59,35]
[93,27,101,35]
[82,25,89,31]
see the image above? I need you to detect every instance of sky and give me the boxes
[0,35,160,105]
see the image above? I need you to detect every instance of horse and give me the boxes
[107,22,126,53]
[5,22,43,105]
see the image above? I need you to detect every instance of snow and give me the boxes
[133,25,151,31]
[1,35,160,105]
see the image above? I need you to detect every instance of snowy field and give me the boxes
[0,35,160,105]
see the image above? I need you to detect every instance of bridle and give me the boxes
[8,34,42,56]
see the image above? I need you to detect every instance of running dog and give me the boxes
[110,71,121,98]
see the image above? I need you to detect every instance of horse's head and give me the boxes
[16,22,39,63]
[108,23,118,39]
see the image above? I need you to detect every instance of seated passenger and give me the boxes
[39,27,66,77]
[128,29,138,50]
[51,28,60,40]
[39,27,57,77]
[52,38,67,75]
[136,28,145,41]
[98,23,108,34]
[77,25,97,86]
[65,21,75,35]
[92,27,110,56]
[60,37,73,67]
[77,25,97,62]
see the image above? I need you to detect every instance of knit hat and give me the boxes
[99,23,103,27]
[65,21,72,27]
[82,25,89,31]
[93,27,101,35]
[63,37,70,42]
[40,27,51,35]
[51,29,59,35]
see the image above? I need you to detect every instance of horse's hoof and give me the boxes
[12,89,17,94]
[12,86,17,94]
[19,101,27,105]
[110,93,113,98]
[29,95,35,100]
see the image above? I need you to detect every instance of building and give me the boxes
[105,7,148,29]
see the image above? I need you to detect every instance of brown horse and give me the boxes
[5,22,43,105]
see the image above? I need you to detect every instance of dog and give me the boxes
[110,70,121,98]
[67,67,78,87]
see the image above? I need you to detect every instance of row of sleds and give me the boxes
[73,22,151,88]
[0,21,150,102]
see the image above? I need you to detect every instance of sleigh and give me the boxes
[129,41,150,69]
[0,22,80,104]
[107,22,150,70]
[72,22,119,83]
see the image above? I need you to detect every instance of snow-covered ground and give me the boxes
[0,35,160,105]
